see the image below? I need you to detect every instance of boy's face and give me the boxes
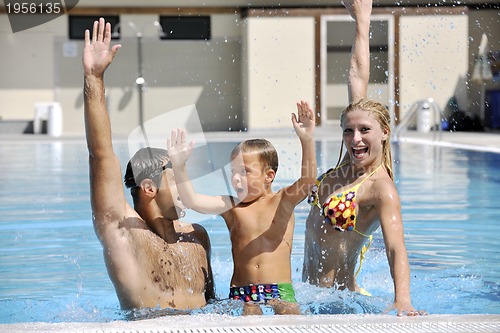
[230,152,269,203]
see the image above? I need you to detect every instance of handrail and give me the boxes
[392,98,442,142]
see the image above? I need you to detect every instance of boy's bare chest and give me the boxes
[229,195,292,237]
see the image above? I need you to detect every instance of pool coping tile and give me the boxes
[1,314,500,333]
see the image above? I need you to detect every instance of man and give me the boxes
[83,17,214,310]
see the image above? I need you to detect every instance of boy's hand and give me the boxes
[292,100,315,141]
[83,17,121,78]
[167,128,195,168]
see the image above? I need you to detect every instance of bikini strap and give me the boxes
[352,165,382,277]
[308,161,349,210]
[355,234,373,278]
[307,169,332,210]
[356,164,383,188]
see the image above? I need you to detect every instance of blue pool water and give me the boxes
[0,138,499,323]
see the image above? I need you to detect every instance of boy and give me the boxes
[167,101,316,315]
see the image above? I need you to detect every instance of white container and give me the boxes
[34,102,62,137]
[417,103,432,133]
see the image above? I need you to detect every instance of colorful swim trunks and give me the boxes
[229,283,297,303]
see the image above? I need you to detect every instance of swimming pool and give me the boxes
[0,137,499,323]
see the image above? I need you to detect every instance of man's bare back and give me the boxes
[102,219,211,309]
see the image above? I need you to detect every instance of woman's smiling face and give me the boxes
[342,108,388,168]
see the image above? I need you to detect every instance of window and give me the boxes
[69,15,120,40]
[159,16,210,40]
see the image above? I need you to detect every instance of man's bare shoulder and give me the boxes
[175,221,210,247]
[176,220,205,233]
[97,205,146,237]
[99,216,150,252]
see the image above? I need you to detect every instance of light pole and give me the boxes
[113,21,165,137]
[471,33,493,127]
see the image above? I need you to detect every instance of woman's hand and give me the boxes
[390,299,428,317]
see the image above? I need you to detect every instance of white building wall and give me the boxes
[243,16,316,129]
[398,15,469,121]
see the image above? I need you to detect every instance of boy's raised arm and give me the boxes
[167,129,233,215]
[284,101,317,205]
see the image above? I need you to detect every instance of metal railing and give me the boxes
[392,98,443,142]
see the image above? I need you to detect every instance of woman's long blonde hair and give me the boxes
[335,98,393,180]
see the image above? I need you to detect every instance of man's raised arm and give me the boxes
[83,18,124,240]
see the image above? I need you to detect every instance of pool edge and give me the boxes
[1,314,500,333]
[1,129,500,154]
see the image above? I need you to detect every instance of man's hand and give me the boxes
[292,100,315,141]
[83,17,121,78]
[167,128,195,168]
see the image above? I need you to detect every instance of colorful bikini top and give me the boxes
[308,163,382,277]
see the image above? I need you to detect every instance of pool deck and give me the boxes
[1,128,500,153]
[1,129,500,333]
[1,313,500,333]
[393,129,500,153]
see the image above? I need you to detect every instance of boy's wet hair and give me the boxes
[230,139,279,174]
[124,147,170,203]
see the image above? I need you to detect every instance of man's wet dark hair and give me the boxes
[124,147,170,205]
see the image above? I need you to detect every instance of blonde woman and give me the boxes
[302,0,424,316]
